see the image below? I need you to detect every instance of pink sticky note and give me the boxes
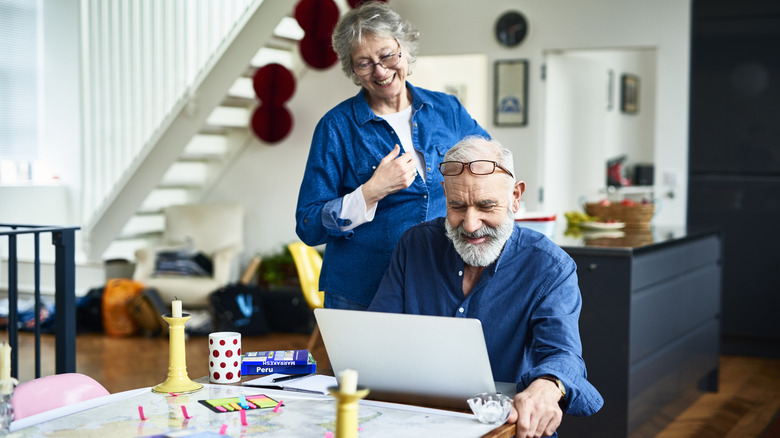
[216,406,227,412]
[219,424,228,435]
[181,405,192,419]
[138,405,147,421]
[240,409,248,426]
[273,400,283,413]
[325,432,334,438]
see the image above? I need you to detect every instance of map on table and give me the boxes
[9,384,499,438]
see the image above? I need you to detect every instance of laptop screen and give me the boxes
[314,308,503,401]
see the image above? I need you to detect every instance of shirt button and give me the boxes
[458,307,465,313]
[458,271,463,276]
[372,165,377,170]
[423,195,427,199]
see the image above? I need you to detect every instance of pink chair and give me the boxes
[11,373,109,420]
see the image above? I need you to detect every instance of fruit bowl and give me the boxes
[584,201,655,228]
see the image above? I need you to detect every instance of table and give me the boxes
[8,382,516,437]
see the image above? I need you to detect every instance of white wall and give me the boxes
[206,0,691,257]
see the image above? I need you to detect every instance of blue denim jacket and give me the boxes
[295,83,489,306]
[369,218,604,419]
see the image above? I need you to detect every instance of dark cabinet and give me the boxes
[555,228,722,437]
[688,0,780,354]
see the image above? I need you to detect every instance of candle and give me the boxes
[0,342,13,395]
[172,299,182,318]
[0,343,9,381]
[339,369,358,394]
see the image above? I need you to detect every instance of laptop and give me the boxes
[314,308,516,407]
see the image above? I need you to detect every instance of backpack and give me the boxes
[210,283,271,336]
[102,278,144,336]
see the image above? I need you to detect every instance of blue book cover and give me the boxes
[242,349,312,366]
[241,362,317,376]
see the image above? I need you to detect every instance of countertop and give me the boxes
[548,222,722,256]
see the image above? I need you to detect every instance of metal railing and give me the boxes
[1,224,80,379]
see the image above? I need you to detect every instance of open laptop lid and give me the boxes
[314,308,504,402]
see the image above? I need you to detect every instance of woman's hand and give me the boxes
[362,144,418,209]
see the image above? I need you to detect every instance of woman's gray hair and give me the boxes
[331,1,419,85]
[444,136,516,187]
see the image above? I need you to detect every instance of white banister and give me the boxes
[79,0,257,225]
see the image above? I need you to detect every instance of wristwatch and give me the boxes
[538,375,566,401]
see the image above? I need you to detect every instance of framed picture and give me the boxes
[494,59,528,126]
[621,74,639,114]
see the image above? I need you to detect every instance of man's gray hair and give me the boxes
[331,1,419,85]
[443,136,516,184]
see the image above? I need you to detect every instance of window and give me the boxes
[0,0,40,182]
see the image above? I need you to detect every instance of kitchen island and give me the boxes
[551,225,722,438]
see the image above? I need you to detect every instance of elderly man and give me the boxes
[368,136,603,437]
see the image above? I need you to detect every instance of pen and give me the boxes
[273,373,312,383]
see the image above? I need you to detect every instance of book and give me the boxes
[241,362,317,376]
[242,373,337,395]
[242,349,313,366]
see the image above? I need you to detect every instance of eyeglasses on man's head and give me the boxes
[438,160,514,179]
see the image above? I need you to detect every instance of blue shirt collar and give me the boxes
[351,82,430,126]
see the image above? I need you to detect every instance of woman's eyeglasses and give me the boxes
[438,160,514,179]
[352,50,403,77]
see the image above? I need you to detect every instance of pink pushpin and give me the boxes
[325,432,334,438]
[219,424,228,435]
[138,405,147,421]
[169,392,180,397]
[181,405,193,419]
[240,408,248,426]
[273,400,283,412]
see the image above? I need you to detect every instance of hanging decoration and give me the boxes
[251,63,295,143]
[294,0,340,69]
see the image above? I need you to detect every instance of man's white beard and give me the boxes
[445,210,515,267]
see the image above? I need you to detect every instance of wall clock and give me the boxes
[495,11,528,47]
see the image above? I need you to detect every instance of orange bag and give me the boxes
[102,278,145,336]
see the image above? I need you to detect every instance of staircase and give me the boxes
[81,0,307,262]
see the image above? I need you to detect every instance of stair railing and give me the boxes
[1,224,80,379]
[79,0,259,239]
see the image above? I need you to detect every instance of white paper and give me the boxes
[242,373,337,395]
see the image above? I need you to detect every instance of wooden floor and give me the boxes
[6,331,780,437]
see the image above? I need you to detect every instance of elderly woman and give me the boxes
[295,1,490,310]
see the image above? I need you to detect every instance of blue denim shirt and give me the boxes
[369,217,604,418]
[295,83,490,306]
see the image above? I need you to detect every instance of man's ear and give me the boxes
[512,181,526,213]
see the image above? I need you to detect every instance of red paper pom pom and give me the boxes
[295,0,339,37]
[251,106,293,143]
[253,63,296,104]
[300,34,338,70]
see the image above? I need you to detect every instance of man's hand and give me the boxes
[506,378,563,438]
[362,144,417,208]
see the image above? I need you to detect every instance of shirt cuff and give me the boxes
[339,185,377,232]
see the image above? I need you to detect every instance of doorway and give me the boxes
[540,48,657,215]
